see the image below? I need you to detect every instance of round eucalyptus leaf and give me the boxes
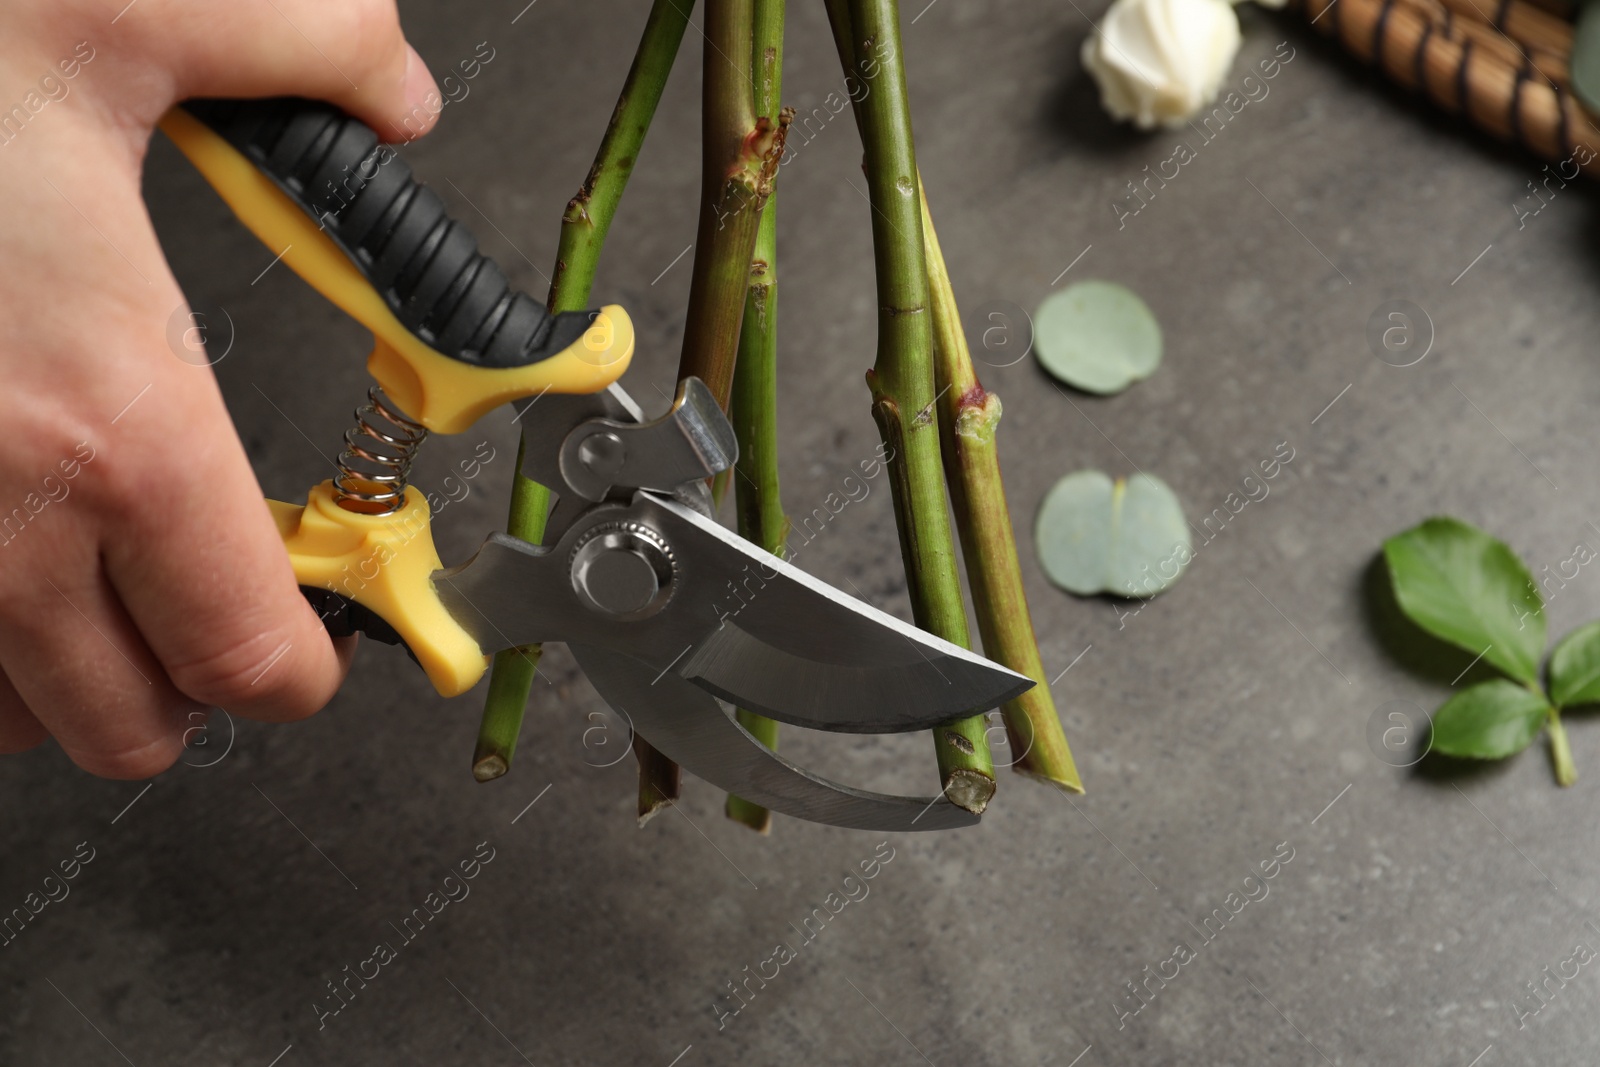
[1033,280,1162,394]
[1035,470,1190,598]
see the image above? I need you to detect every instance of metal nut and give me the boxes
[569,521,675,619]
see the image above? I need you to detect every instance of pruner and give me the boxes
[160,98,1032,832]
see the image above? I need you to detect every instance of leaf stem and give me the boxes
[725,0,788,833]
[1548,706,1577,787]
[840,0,994,811]
[473,0,693,784]
[918,178,1083,794]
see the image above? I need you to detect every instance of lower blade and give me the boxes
[569,643,979,832]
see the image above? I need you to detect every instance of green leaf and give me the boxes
[1033,280,1162,395]
[1550,620,1600,707]
[1035,470,1190,598]
[1430,680,1549,759]
[1382,517,1544,685]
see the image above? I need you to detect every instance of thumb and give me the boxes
[104,0,443,141]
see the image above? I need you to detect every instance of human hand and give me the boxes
[0,0,441,776]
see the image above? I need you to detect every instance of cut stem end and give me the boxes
[943,768,997,814]
[472,753,510,783]
[1013,761,1087,795]
[636,737,682,824]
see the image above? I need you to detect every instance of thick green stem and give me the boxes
[1549,707,1577,787]
[725,0,788,831]
[474,0,692,785]
[822,0,857,102]
[843,0,993,812]
[675,0,787,819]
[725,198,782,831]
[678,0,788,410]
[919,179,1082,794]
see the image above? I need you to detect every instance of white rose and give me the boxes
[1081,0,1243,130]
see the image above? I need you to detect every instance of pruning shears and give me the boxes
[158,98,1031,832]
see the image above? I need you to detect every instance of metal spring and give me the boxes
[333,386,429,514]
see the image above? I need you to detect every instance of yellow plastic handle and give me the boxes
[159,106,633,434]
[269,482,488,697]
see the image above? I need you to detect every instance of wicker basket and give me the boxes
[1295,0,1600,176]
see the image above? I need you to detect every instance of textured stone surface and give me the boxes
[4,3,1599,1065]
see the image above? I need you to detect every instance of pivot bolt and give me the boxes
[569,521,675,619]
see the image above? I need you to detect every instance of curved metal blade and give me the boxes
[436,493,1032,733]
[649,498,1035,732]
[569,643,978,832]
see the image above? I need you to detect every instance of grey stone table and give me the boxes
[4,2,1598,1064]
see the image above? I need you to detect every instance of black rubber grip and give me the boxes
[301,586,421,667]
[182,97,593,369]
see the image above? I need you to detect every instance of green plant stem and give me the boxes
[472,444,549,781]
[821,0,856,101]
[674,0,788,817]
[677,0,788,411]
[725,0,788,832]
[1548,706,1577,786]
[752,0,785,121]
[918,179,1083,794]
[549,0,695,312]
[728,706,780,830]
[650,0,771,821]
[473,0,692,786]
[843,0,994,812]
